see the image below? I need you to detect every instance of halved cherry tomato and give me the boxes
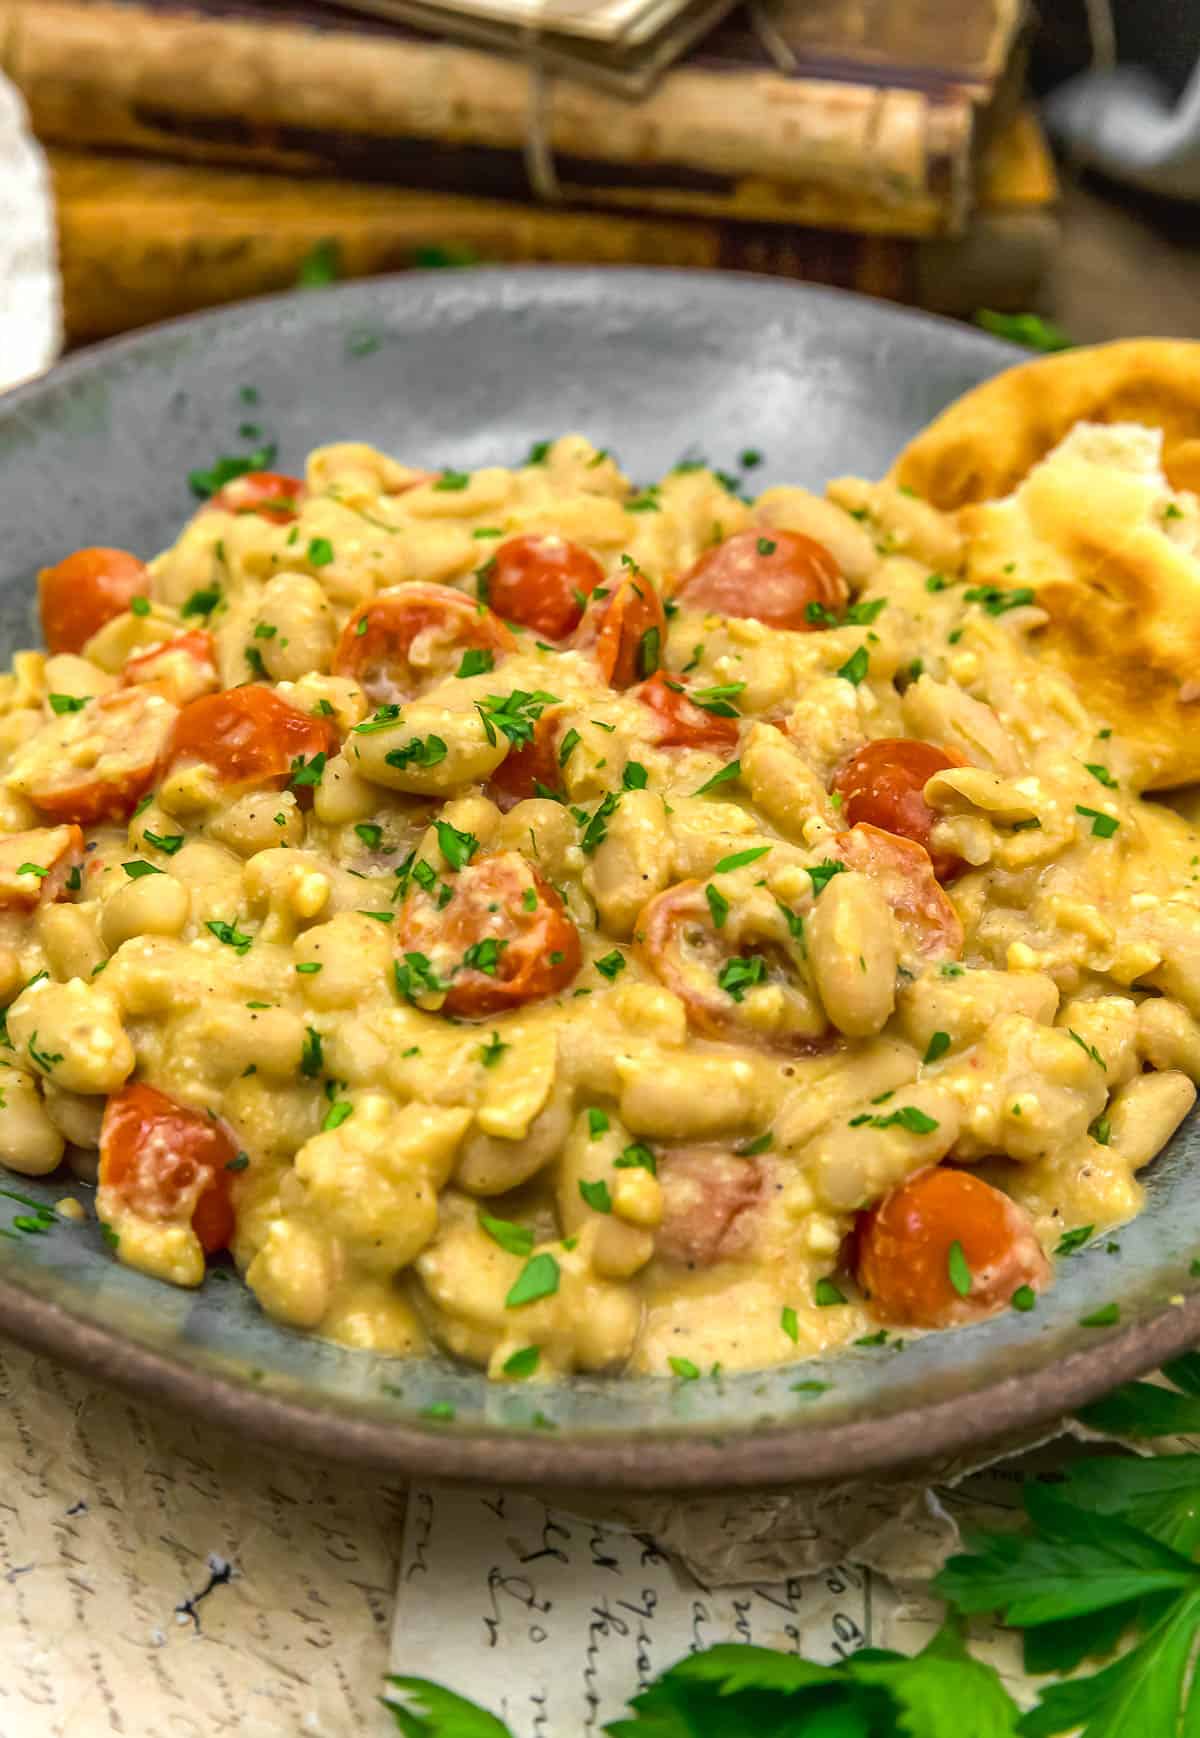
[124,630,219,706]
[833,739,965,881]
[831,825,962,964]
[635,879,826,1050]
[634,670,740,753]
[0,826,84,910]
[674,530,847,629]
[485,535,605,639]
[855,1166,1049,1328]
[574,572,667,690]
[655,1146,766,1267]
[38,547,148,655]
[396,851,580,1017]
[210,471,306,524]
[167,686,338,793]
[9,689,176,825]
[333,584,516,705]
[99,1082,236,1256]
[485,713,563,812]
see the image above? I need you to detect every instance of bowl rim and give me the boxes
[4,267,1183,1488]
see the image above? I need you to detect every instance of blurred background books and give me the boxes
[0,0,1057,344]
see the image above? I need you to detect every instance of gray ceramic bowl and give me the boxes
[1,270,1196,1489]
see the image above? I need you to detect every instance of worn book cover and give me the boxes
[3,0,1024,233]
[52,108,1056,343]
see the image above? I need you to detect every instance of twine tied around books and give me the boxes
[518,0,798,204]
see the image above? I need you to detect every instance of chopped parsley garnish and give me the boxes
[295,962,322,975]
[690,681,746,716]
[579,792,620,855]
[637,626,661,679]
[844,597,888,625]
[188,442,278,499]
[393,953,445,1001]
[435,820,478,871]
[433,470,470,492]
[479,1211,533,1256]
[587,1108,609,1139]
[503,1346,540,1379]
[780,1305,799,1342]
[15,863,47,879]
[947,1240,972,1297]
[1067,1029,1107,1069]
[353,703,403,734]
[1090,1114,1112,1146]
[288,751,327,789]
[130,595,151,617]
[526,440,551,465]
[1010,1284,1037,1312]
[1056,1224,1095,1256]
[521,886,538,913]
[705,884,729,928]
[757,537,777,556]
[594,950,626,980]
[123,860,164,879]
[475,690,559,749]
[322,1100,353,1131]
[1084,763,1118,788]
[814,1278,846,1307]
[558,728,581,768]
[48,693,87,715]
[224,1152,250,1172]
[712,845,771,874]
[479,1031,508,1068]
[807,859,848,896]
[1079,1302,1120,1327]
[354,822,383,849]
[668,1356,700,1381]
[963,584,1036,615]
[836,646,869,686]
[615,1143,656,1174]
[244,646,268,677]
[923,1031,951,1064]
[579,1178,612,1214]
[27,1031,64,1073]
[505,1252,560,1308]
[692,760,741,797]
[622,761,648,790]
[717,954,767,1002]
[300,1026,324,1077]
[384,735,448,771]
[307,537,334,567]
[462,938,508,976]
[457,648,494,679]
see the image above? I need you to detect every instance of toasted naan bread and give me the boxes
[891,341,1200,790]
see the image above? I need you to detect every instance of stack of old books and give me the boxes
[1,0,1057,344]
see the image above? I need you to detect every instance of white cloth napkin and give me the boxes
[0,73,60,391]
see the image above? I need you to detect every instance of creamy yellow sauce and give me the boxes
[0,432,1196,1381]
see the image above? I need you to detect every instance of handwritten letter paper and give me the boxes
[393,1486,881,1734]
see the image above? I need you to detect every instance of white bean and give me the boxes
[0,1068,64,1175]
[806,871,896,1037]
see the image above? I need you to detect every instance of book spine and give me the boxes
[4,0,968,227]
[49,150,914,343]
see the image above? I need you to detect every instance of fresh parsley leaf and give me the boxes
[717,954,767,1003]
[578,1178,612,1214]
[712,846,771,875]
[692,760,741,797]
[434,820,478,871]
[505,1252,560,1308]
[963,585,1036,616]
[974,309,1073,352]
[457,648,494,679]
[808,859,848,896]
[837,646,869,686]
[1076,805,1120,839]
[478,1212,533,1257]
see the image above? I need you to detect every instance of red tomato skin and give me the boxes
[486,535,605,639]
[168,687,338,791]
[855,1167,1050,1328]
[38,547,148,655]
[396,852,580,1017]
[675,530,847,630]
[832,824,963,963]
[211,471,306,523]
[485,714,563,812]
[633,671,740,753]
[574,573,667,689]
[24,690,174,827]
[833,739,966,881]
[333,584,516,704]
[99,1082,237,1255]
